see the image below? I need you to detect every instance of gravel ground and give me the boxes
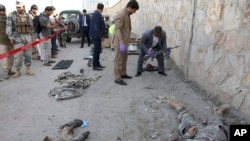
[0,39,249,141]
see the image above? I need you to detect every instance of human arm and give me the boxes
[180,127,197,140]
[39,16,58,30]
[5,13,15,45]
[140,32,149,52]
[114,12,124,44]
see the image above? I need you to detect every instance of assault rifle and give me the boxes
[143,46,180,64]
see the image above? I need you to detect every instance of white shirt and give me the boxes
[83,15,88,26]
[151,35,159,48]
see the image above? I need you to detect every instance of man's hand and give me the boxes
[165,48,171,56]
[101,37,105,41]
[119,40,124,45]
[9,39,15,46]
[119,43,126,53]
[52,23,59,28]
[187,126,197,137]
[147,49,154,57]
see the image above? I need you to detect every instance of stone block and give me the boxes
[240,95,250,117]
[223,0,241,30]
[231,92,246,110]
[242,72,250,87]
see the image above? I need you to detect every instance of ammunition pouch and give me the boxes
[16,14,32,34]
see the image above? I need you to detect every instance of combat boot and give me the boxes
[13,69,21,78]
[75,131,90,141]
[60,119,83,129]
[26,66,34,76]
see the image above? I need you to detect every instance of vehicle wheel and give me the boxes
[66,37,71,43]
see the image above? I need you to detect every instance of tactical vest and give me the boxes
[0,15,10,45]
[16,14,32,34]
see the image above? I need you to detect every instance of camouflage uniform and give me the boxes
[5,2,34,77]
[177,109,229,141]
[49,71,102,101]
[0,5,14,79]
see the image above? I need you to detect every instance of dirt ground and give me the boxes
[0,40,249,141]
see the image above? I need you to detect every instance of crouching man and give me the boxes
[135,26,170,77]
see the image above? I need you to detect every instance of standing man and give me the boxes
[6,1,34,78]
[39,6,58,66]
[135,26,169,77]
[28,4,40,60]
[80,9,91,48]
[109,21,115,51]
[0,4,15,79]
[113,0,139,85]
[89,3,105,71]
[50,6,59,58]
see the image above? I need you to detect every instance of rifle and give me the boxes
[143,46,180,64]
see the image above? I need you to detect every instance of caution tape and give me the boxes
[0,30,61,60]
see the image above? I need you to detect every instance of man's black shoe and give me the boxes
[158,72,167,76]
[80,46,83,48]
[115,80,127,85]
[49,60,56,63]
[97,65,105,68]
[135,72,142,77]
[55,49,60,51]
[121,75,133,79]
[93,67,103,71]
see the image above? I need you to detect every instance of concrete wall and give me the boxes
[104,0,250,116]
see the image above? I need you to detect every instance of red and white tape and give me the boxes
[0,30,61,60]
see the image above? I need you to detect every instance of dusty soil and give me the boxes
[0,40,249,141]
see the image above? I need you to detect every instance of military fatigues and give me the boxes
[39,12,51,64]
[0,15,14,76]
[178,109,228,141]
[6,11,33,70]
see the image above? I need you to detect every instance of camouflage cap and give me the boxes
[0,4,6,11]
[16,1,24,7]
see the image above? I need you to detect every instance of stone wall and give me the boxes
[104,0,250,116]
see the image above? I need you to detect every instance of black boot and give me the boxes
[60,119,83,129]
[75,131,90,141]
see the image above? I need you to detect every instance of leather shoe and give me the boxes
[158,72,167,76]
[43,63,51,66]
[135,72,142,77]
[115,80,127,85]
[80,46,83,48]
[97,65,105,68]
[93,67,103,71]
[121,75,133,79]
[49,60,56,63]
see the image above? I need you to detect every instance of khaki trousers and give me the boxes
[0,44,14,74]
[114,45,128,80]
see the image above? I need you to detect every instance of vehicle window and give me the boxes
[61,13,79,22]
